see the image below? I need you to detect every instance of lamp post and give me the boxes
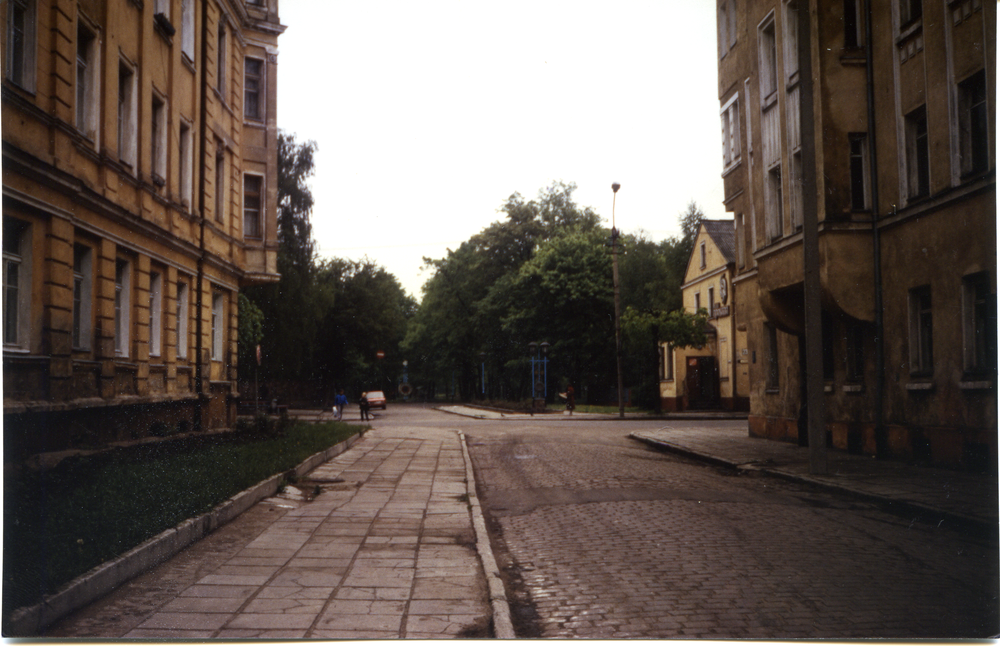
[528,341,550,410]
[479,352,486,398]
[611,182,625,419]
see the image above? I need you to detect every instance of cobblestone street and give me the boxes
[465,420,999,639]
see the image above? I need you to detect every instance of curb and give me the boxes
[6,431,364,637]
[629,433,994,533]
[459,431,515,639]
[439,405,747,422]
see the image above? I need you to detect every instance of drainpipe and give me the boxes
[864,0,887,459]
[194,0,210,432]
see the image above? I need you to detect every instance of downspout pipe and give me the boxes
[865,0,887,459]
[194,0,210,432]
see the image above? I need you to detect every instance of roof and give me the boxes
[701,219,736,265]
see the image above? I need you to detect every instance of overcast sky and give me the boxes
[276,1,726,299]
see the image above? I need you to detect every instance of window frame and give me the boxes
[176,280,189,360]
[758,14,778,108]
[243,172,264,239]
[72,245,93,350]
[6,0,36,92]
[76,20,99,141]
[3,218,32,350]
[904,105,930,200]
[179,120,193,207]
[118,60,138,169]
[216,20,227,100]
[244,56,264,121]
[215,143,226,224]
[720,93,741,172]
[957,69,989,179]
[151,93,167,186]
[908,285,933,377]
[149,270,163,358]
[849,133,871,211]
[782,0,799,81]
[844,0,863,48]
[211,291,224,361]
[181,0,194,60]
[961,272,996,376]
[114,258,131,358]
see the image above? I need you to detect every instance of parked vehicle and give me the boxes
[363,390,386,409]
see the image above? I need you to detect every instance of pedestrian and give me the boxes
[333,389,347,421]
[359,392,371,421]
[566,385,575,415]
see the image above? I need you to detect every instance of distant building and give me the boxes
[3,0,284,456]
[660,220,750,412]
[716,0,995,468]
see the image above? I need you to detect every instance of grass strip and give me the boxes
[3,420,357,618]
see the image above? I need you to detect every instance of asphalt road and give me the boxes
[449,409,998,639]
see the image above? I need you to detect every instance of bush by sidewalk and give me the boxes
[3,420,356,619]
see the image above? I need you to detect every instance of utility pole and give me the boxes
[611,182,625,419]
[798,0,827,474]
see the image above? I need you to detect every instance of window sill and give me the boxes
[154,13,175,39]
[823,383,833,393]
[765,388,779,394]
[896,19,922,45]
[905,381,934,392]
[842,383,864,393]
[959,380,994,390]
[722,160,742,178]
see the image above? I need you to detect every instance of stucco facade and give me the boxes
[660,220,750,412]
[2,0,283,457]
[716,0,995,469]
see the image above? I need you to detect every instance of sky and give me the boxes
[276,1,727,300]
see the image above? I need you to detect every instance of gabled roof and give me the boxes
[702,219,736,265]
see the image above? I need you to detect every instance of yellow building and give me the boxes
[2,0,283,456]
[660,220,749,412]
[716,0,995,469]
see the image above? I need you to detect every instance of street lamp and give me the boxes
[528,341,550,409]
[611,182,625,419]
[479,352,486,398]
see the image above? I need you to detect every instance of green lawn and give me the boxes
[3,420,358,618]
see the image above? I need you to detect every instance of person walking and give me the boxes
[333,389,348,421]
[359,392,371,421]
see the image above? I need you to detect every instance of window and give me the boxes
[3,218,31,349]
[118,61,137,168]
[845,322,865,381]
[958,70,988,178]
[179,121,193,206]
[849,133,870,210]
[244,57,263,120]
[211,291,224,360]
[962,273,996,375]
[6,0,36,91]
[217,21,227,98]
[176,281,189,360]
[215,143,226,223]
[151,94,167,185]
[844,0,863,48]
[181,0,194,59]
[244,174,263,238]
[115,259,131,357]
[708,287,716,315]
[694,292,701,313]
[719,1,738,57]
[149,271,162,357]
[663,344,674,381]
[905,106,929,199]
[783,1,799,80]
[76,22,98,140]
[899,0,922,27]
[72,245,93,350]
[721,94,741,170]
[155,0,170,19]
[765,165,783,240]
[699,241,707,269]
[765,323,779,389]
[759,16,778,105]
[908,286,932,376]
[248,0,265,5]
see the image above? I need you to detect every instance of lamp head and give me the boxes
[611,182,621,193]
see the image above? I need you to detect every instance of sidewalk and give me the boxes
[630,426,998,531]
[37,426,512,639]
